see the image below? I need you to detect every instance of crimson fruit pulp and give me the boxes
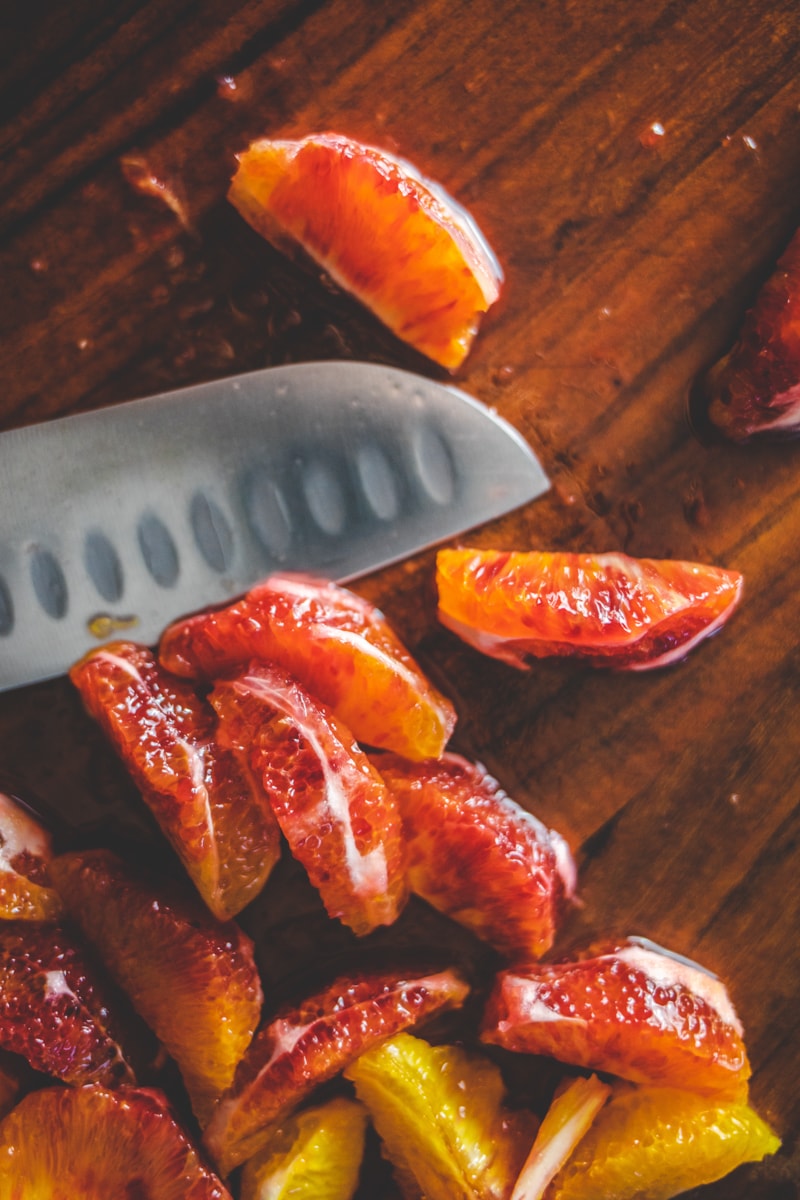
[436,549,743,670]
[0,920,137,1087]
[0,790,62,921]
[480,938,751,1099]
[373,751,575,959]
[50,849,263,1125]
[704,226,800,442]
[70,642,281,920]
[160,574,456,759]
[211,663,408,936]
[0,1085,232,1199]
[228,131,503,370]
[203,966,470,1176]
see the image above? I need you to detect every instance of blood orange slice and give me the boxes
[0,790,62,922]
[160,574,456,760]
[228,132,503,370]
[548,1084,780,1200]
[0,1084,231,1199]
[373,751,575,959]
[70,642,281,920]
[703,226,800,442]
[480,938,751,1099]
[0,920,137,1087]
[211,663,408,936]
[436,549,743,670]
[203,966,469,1176]
[50,849,263,1125]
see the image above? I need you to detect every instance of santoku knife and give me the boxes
[0,361,548,691]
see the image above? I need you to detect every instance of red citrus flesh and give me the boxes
[70,642,281,919]
[50,849,263,1125]
[0,790,62,921]
[228,131,503,370]
[0,1085,231,1199]
[480,938,751,1098]
[203,966,470,1176]
[373,751,575,959]
[160,574,456,759]
[436,549,744,670]
[705,227,800,442]
[211,663,408,936]
[0,920,137,1087]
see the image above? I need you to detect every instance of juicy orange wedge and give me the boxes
[228,132,503,370]
[239,1098,368,1200]
[0,791,62,922]
[160,574,456,760]
[212,663,408,936]
[481,938,751,1099]
[436,548,744,670]
[203,966,469,1176]
[0,1085,231,1199]
[548,1084,780,1200]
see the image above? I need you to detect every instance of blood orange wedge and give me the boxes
[548,1085,780,1200]
[344,1030,537,1200]
[0,790,62,921]
[702,226,800,442]
[160,574,456,760]
[203,966,469,1176]
[228,132,503,370]
[70,642,281,920]
[0,1058,18,1121]
[0,920,137,1087]
[50,849,263,1125]
[436,549,744,670]
[480,938,751,1099]
[211,663,408,936]
[0,1084,231,1199]
[372,751,575,959]
[239,1097,368,1200]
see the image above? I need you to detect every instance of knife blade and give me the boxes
[0,361,548,691]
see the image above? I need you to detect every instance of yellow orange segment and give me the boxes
[239,1098,368,1200]
[228,132,503,370]
[548,1085,780,1200]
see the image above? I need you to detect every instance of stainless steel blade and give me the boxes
[0,361,548,690]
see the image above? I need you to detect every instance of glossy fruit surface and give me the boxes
[0,1084,231,1199]
[239,1097,368,1200]
[373,751,575,959]
[548,1085,780,1200]
[436,549,743,670]
[228,131,503,370]
[481,938,750,1098]
[510,1075,610,1200]
[704,227,800,442]
[204,966,469,1177]
[0,790,62,921]
[211,664,408,935]
[160,574,456,760]
[345,1031,537,1200]
[51,849,262,1124]
[0,920,136,1087]
[70,642,281,920]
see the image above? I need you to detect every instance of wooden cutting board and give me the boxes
[0,1,798,1195]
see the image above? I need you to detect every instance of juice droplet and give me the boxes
[87,613,139,639]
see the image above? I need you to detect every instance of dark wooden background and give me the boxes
[1,1,798,1196]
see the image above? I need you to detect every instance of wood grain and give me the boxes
[0,1,798,1195]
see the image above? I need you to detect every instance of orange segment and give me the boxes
[511,1075,610,1200]
[480,938,751,1099]
[548,1085,780,1200]
[50,849,263,1125]
[239,1098,368,1200]
[0,1085,231,1199]
[373,751,575,959]
[160,574,456,760]
[228,132,503,370]
[437,549,743,670]
[211,664,408,936]
[203,966,469,1177]
[0,791,62,922]
[70,642,281,920]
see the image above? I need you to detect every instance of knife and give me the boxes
[0,361,548,691]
